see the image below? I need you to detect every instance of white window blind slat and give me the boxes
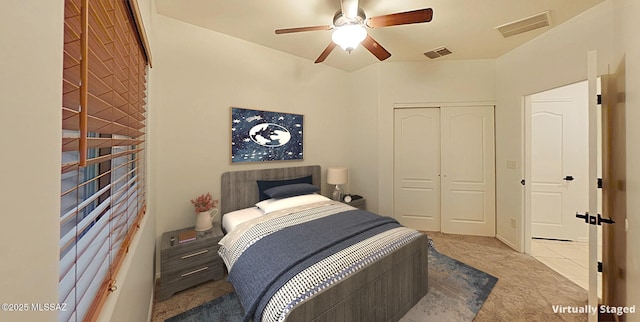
[59,205,110,300]
[59,183,110,226]
[76,213,110,275]
[75,256,110,321]
[75,238,110,300]
[59,194,111,257]
[59,286,76,322]
[111,175,137,204]
[59,247,77,300]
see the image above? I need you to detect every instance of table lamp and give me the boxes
[327,167,348,201]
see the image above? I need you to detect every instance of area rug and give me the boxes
[399,243,498,322]
[166,241,498,322]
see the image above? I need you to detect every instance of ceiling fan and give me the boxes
[275,0,433,63]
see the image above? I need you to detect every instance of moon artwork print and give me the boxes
[231,107,304,163]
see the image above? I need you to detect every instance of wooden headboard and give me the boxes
[220,165,321,215]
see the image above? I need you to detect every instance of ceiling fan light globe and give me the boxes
[332,25,367,52]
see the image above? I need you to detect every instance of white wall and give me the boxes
[495,1,613,250]
[612,0,640,318]
[148,14,351,273]
[345,65,380,211]
[0,1,63,321]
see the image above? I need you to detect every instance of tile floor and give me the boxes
[530,238,602,298]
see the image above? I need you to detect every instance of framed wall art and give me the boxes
[230,107,304,163]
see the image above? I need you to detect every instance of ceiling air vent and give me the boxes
[424,47,452,59]
[496,11,551,38]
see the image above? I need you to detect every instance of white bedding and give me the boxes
[222,207,264,233]
[255,193,330,214]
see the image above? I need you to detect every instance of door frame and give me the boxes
[522,52,604,317]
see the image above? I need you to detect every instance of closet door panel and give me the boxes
[393,108,441,231]
[441,106,495,236]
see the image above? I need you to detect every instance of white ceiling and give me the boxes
[155,0,604,72]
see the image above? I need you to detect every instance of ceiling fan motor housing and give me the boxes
[333,8,366,27]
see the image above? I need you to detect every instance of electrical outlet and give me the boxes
[506,160,516,169]
[510,218,516,229]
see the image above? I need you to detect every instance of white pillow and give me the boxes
[255,198,276,210]
[222,207,265,233]
[256,194,330,214]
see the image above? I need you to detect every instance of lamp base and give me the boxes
[332,185,343,201]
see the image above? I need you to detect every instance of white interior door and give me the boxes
[530,81,589,241]
[393,108,441,231]
[440,106,496,236]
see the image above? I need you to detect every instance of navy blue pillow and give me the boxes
[257,175,313,201]
[263,183,320,199]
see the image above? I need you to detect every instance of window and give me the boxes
[60,0,151,320]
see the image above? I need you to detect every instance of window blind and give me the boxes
[61,0,150,320]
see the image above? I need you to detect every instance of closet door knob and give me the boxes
[563,175,575,181]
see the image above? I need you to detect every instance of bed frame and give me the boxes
[220,165,428,321]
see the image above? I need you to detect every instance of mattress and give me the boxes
[218,198,422,322]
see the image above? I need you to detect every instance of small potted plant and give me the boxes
[191,192,219,231]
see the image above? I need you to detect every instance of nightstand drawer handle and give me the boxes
[181,250,208,259]
[181,266,208,277]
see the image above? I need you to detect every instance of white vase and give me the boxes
[195,209,219,231]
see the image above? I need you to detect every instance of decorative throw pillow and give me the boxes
[256,175,313,201]
[263,183,319,199]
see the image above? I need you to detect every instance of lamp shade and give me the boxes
[327,167,348,185]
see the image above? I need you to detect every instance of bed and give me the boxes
[220,165,428,322]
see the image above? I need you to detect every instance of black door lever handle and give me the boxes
[563,175,575,181]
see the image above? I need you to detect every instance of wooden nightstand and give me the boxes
[158,225,224,300]
[345,197,366,210]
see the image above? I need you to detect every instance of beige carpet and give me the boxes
[151,232,588,322]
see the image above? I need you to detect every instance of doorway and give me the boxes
[528,81,590,242]
[524,79,603,298]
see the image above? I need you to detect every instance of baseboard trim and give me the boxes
[147,288,154,322]
[496,234,519,252]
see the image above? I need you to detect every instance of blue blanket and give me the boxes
[227,209,401,322]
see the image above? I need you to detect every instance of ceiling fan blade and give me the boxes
[341,0,359,19]
[275,25,332,34]
[366,8,433,28]
[361,34,391,61]
[315,42,337,63]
